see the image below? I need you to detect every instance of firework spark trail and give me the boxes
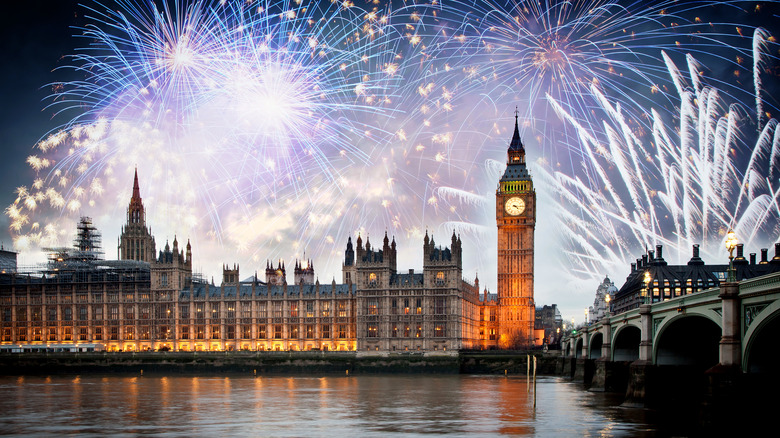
[754,27,772,131]
[541,32,780,282]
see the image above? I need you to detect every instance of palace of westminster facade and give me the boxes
[0,118,538,353]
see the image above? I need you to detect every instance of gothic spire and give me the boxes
[132,167,141,200]
[508,108,525,158]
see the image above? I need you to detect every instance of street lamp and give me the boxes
[642,270,651,305]
[584,308,588,325]
[726,229,738,282]
[605,294,611,316]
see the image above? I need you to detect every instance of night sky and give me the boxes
[0,0,82,247]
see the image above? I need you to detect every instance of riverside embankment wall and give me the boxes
[0,351,561,375]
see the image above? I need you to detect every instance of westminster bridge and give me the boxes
[561,271,780,408]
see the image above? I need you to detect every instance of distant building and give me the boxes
[535,304,562,346]
[0,246,16,274]
[612,244,780,314]
[589,276,617,323]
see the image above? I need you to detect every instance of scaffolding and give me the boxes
[9,217,150,281]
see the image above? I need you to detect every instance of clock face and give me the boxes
[505,197,525,215]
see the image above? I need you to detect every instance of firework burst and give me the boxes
[9,0,409,266]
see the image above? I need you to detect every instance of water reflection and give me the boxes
[0,375,655,436]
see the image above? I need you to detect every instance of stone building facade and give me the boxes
[589,276,617,323]
[612,244,780,314]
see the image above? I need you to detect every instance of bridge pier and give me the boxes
[572,327,593,385]
[590,318,613,392]
[591,359,630,393]
[573,358,594,386]
[625,303,654,404]
[701,281,744,431]
[590,358,607,391]
[717,282,741,368]
[562,355,575,378]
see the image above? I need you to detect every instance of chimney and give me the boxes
[750,253,756,265]
[760,248,768,264]
[734,244,748,265]
[688,244,704,266]
[656,245,663,260]
[774,243,780,261]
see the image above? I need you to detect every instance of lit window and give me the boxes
[367,299,379,315]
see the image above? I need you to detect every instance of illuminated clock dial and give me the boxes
[505,197,525,215]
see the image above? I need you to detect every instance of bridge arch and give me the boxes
[744,301,780,373]
[654,314,720,368]
[574,338,583,359]
[612,324,640,362]
[588,332,603,359]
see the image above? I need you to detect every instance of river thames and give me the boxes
[0,374,668,437]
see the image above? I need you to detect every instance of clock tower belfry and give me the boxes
[496,111,536,348]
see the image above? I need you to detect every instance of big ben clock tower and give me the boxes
[496,111,535,348]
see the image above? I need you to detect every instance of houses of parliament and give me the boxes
[0,117,538,353]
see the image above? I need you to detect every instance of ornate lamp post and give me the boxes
[726,229,738,282]
[642,271,651,305]
[605,294,611,317]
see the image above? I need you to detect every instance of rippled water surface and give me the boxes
[0,374,657,436]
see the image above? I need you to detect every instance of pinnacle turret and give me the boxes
[507,108,525,164]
